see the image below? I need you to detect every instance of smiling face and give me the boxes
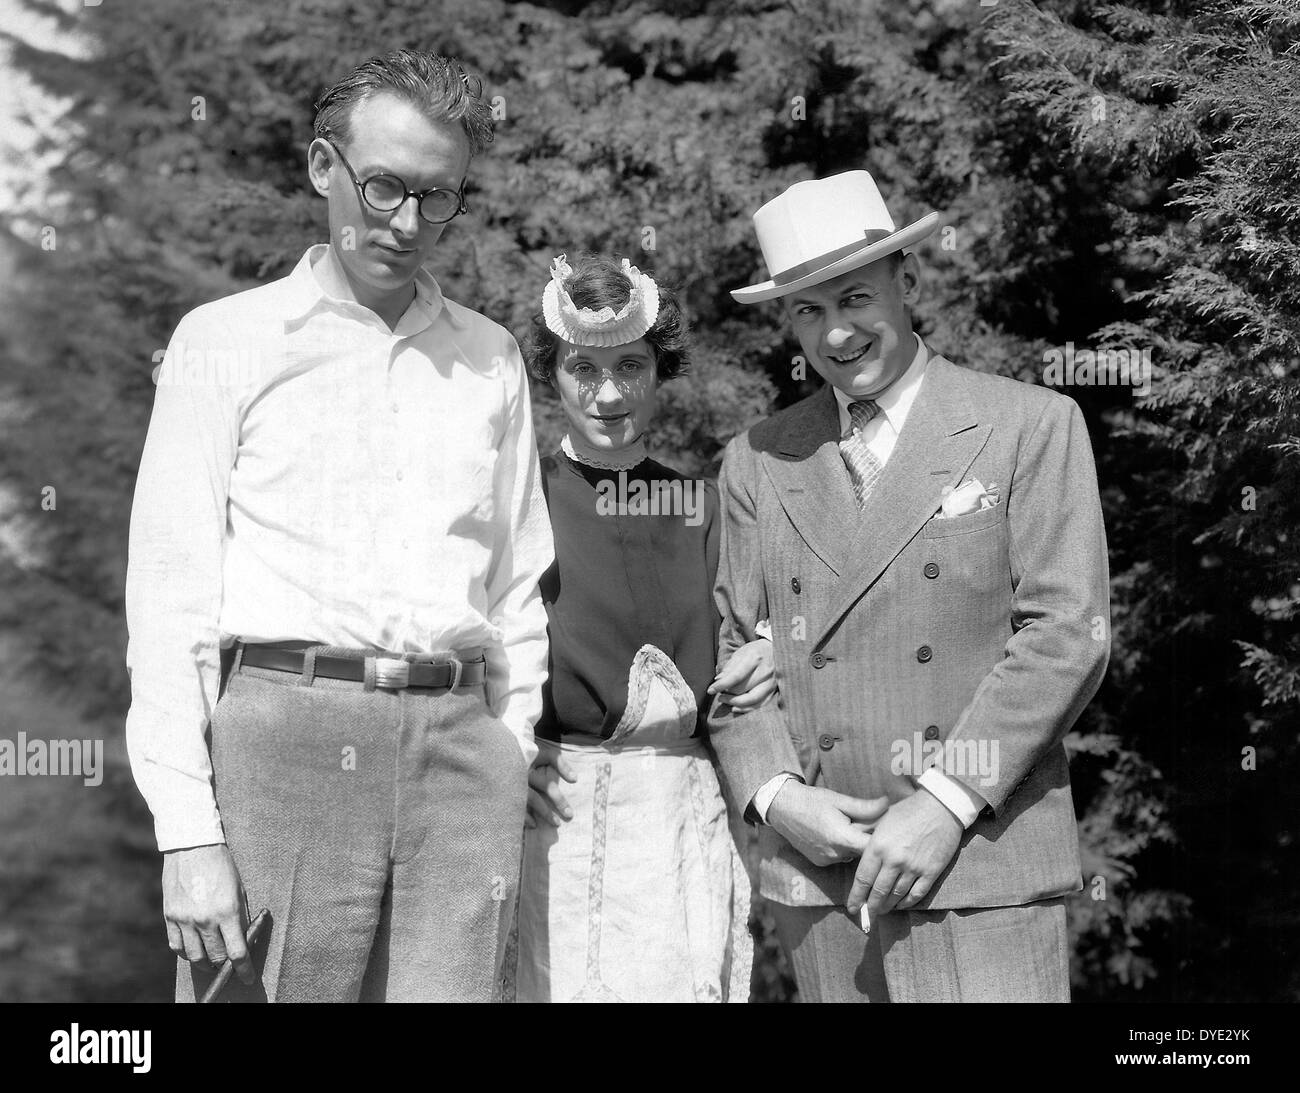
[782,253,922,400]
[552,339,659,453]
[307,91,471,319]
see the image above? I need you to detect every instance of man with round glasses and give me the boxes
[125,49,552,1002]
[322,136,467,225]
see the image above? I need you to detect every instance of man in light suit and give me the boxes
[709,171,1110,1002]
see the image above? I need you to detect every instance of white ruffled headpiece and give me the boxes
[541,254,661,347]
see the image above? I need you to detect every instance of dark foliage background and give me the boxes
[1,0,1296,1001]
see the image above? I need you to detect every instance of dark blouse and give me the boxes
[535,451,721,742]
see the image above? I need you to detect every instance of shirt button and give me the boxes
[924,724,940,741]
[818,733,835,751]
[916,645,933,663]
[923,562,940,579]
[791,577,801,594]
[810,652,827,669]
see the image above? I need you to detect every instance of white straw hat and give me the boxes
[731,170,939,304]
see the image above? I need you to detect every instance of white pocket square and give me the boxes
[938,478,1000,518]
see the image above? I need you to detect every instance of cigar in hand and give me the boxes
[199,908,270,1003]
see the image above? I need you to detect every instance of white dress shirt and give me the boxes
[752,334,987,829]
[126,245,553,851]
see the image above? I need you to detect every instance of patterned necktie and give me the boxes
[840,399,884,508]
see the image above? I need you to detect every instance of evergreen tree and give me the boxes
[987,0,1300,999]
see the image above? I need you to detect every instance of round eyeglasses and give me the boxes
[324,137,468,225]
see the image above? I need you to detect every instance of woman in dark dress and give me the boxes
[505,254,774,1002]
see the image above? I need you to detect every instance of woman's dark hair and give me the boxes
[313,50,493,157]
[525,254,691,384]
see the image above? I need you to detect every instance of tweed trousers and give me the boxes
[176,653,529,1003]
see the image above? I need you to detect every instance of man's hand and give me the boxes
[525,748,578,829]
[847,789,963,918]
[708,637,777,712]
[766,781,890,868]
[162,843,254,983]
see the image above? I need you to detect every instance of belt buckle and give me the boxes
[373,657,411,690]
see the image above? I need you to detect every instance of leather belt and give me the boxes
[238,643,487,690]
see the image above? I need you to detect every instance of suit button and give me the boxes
[810,652,827,669]
[923,562,940,579]
[917,645,933,663]
[924,724,940,741]
[818,733,835,751]
[791,577,801,594]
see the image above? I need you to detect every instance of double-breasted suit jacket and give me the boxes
[708,353,1110,911]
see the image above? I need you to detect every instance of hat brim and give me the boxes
[730,212,941,305]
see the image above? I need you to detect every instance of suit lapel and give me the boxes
[815,357,991,645]
[758,385,857,576]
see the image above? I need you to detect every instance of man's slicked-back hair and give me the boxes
[313,49,494,157]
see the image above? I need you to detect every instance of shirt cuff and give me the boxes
[148,778,227,852]
[917,768,987,829]
[751,771,800,824]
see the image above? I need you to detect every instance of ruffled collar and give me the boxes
[560,433,648,471]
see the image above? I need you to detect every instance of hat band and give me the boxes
[771,228,896,287]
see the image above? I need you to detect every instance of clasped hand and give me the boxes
[846,788,963,916]
[767,782,963,915]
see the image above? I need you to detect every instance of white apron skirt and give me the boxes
[505,662,753,1002]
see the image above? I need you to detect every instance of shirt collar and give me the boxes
[282,244,466,332]
[833,333,929,434]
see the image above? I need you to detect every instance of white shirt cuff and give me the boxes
[148,777,227,852]
[917,767,986,829]
[751,772,799,823]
